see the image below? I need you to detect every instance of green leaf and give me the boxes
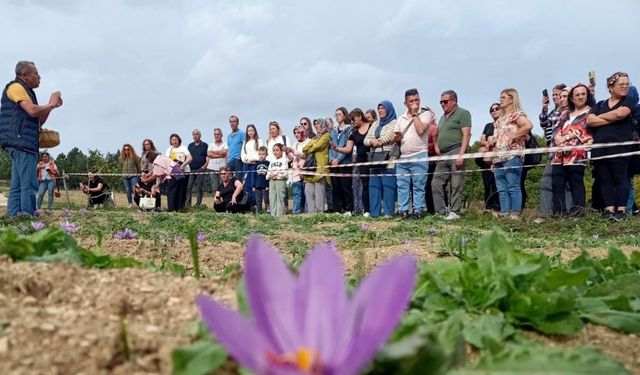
[586,274,640,299]
[171,339,228,375]
[463,313,515,350]
[236,279,251,317]
[578,296,640,333]
[540,268,591,290]
[450,344,630,375]
[375,327,451,375]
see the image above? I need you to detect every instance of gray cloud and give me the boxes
[1,0,638,156]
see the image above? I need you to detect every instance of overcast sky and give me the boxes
[2,0,639,156]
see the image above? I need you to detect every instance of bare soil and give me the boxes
[1,215,639,374]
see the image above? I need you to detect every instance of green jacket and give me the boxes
[302,132,331,185]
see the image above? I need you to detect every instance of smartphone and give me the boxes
[589,70,596,86]
[542,89,549,99]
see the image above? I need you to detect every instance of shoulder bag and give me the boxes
[389,116,417,159]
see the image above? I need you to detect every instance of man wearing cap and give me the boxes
[0,61,63,216]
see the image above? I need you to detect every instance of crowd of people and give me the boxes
[1,61,638,221]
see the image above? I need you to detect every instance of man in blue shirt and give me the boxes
[227,115,245,180]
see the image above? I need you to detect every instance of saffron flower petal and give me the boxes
[196,295,271,373]
[335,254,416,374]
[294,241,348,365]
[31,221,45,231]
[244,235,300,354]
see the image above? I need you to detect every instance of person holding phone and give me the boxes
[538,83,568,218]
[36,152,58,211]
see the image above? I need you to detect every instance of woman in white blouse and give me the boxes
[240,124,264,197]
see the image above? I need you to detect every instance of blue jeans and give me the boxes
[229,158,245,181]
[626,178,635,215]
[396,152,428,214]
[37,179,56,210]
[7,148,38,216]
[494,157,523,214]
[292,180,306,214]
[369,167,397,217]
[122,176,139,204]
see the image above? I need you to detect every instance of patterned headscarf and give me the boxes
[314,118,329,135]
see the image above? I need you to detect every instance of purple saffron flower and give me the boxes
[63,208,73,217]
[114,228,138,240]
[174,235,183,243]
[59,220,78,234]
[427,227,438,235]
[33,209,42,217]
[196,235,416,374]
[360,223,369,232]
[196,232,207,242]
[31,221,45,231]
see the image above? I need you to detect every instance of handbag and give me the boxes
[139,196,155,209]
[367,147,390,162]
[389,116,417,159]
[302,155,317,171]
[54,186,61,198]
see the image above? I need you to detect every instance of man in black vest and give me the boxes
[0,61,63,216]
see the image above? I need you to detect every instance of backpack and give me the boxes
[524,132,541,168]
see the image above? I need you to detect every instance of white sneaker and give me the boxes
[127,203,132,208]
[444,212,460,221]
[343,211,352,217]
[363,212,370,218]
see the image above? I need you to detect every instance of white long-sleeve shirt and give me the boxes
[241,139,264,163]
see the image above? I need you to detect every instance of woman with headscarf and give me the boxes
[363,100,398,217]
[302,118,331,213]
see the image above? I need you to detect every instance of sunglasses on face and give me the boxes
[490,107,500,113]
[440,99,453,105]
[300,122,308,126]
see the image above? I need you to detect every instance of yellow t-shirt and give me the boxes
[6,83,30,103]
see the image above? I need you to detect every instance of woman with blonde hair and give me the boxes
[120,143,141,208]
[488,89,533,219]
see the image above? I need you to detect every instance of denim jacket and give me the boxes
[329,125,353,164]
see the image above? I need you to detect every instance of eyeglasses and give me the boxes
[490,107,500,113]
[439,99,453,105]
[300,122,308,126]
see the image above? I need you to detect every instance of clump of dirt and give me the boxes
[0,257,236,375]
[526,325,640,374]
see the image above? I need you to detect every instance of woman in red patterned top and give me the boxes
[487,89,533,219]
[551,84,595,216]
